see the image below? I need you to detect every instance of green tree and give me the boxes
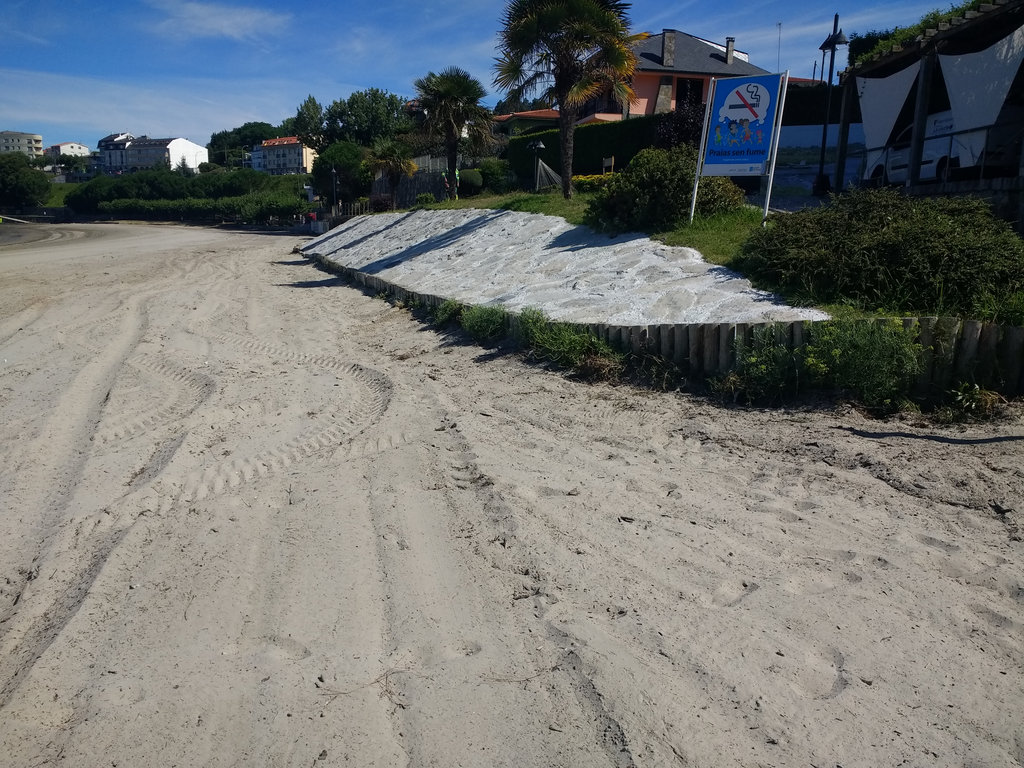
[493,94,550,115]
[294,94,328,152]
[364,137,417,207]
[330,88,411,147]
[277,116,297,137]
[207,121,280,167]
[0,153,51,207]
[311,141,370,204]
[494,0,645,198]
[57,153,90,174]
[414,66,491,200]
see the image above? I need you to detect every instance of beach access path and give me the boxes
[0,220,1021,767]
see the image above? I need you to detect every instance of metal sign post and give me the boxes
[691,71,789,226]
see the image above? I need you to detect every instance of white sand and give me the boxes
[1,221,1022,767]
[302,209,830,324]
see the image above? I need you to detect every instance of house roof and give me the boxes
[130,137,175,148]
[492,109,560,123]
[634,30,769,77]
[98,132,133,144]
[262,136,302,147]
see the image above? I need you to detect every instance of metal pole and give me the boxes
[763,71,790,225]
[689,81,716,224]
[814,14,840,195]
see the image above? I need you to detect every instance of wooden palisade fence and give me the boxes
[305,254,1024,399]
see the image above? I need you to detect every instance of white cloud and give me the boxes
[145,0,291,42]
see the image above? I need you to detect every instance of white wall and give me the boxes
[167,138,209,170]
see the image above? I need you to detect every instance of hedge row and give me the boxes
[96,191,309,222]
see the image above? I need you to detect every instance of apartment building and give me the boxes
[1,131,45,157]
[251,137,317,175]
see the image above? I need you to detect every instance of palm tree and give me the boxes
[494,0,646,199]
[414,67,491,200]
[364,138,417,208]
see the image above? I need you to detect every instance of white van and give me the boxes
[866,111,983,183]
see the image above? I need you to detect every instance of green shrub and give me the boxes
[459,169,483,197]
[479,158,512,193]
[715,325,804,404]
[584,145,745,233]
[803,319,921,409]
[369,194,394,212]
[459,305,507,341]
[432,299,463,325]
[737,188,1024,321]
[717,318,921,410]
[571,174,613,193]
[516,307,623,379]
[415,192,436,206]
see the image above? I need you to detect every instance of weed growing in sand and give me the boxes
[432,299,463,325]
[459,305,508,342]
[934,382,1007,422]
[516,307,623,380]
[715,319,921,410]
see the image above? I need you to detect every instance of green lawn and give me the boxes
[46,182,80,207]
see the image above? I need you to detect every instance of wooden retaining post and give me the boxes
[658,324,673,362]
[673,326,689,372]
[914,317,938,397]
[932,316,961,393]
[703,323,721,376]
[647,325,661,357]
[719,323,736,374]
[1002,325,1024,398]
[688,325,703,376]
[630,326,645,355]
[954,320,983,383]
[976,323,1001,388]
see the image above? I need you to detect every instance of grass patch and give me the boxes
[657,206,764,267]
[713,319,922,412]
[47,182,80,207]
[459,305,508,342]
[517,307,623,379]
[427,189,595,227]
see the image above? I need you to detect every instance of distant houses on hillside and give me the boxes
[96,133,208,173]
[0,131,45,157]
[250,137,317,175]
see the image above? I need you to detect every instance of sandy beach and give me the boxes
[0,218,1022,767]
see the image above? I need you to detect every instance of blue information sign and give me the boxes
[701,73,785,176]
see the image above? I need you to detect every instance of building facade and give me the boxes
[578,30,769,125]
[95,133,207,173]
[1,131,45,157]
[97,133,134,173]
[45,142,91,158]
[251,137,317,174]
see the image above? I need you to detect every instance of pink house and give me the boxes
[579,29,770,124]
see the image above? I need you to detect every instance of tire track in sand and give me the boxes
[0,329,393,708]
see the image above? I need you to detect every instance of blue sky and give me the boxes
[2,0,941,150]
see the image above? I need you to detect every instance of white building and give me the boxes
[125,136,208,171]
[45,141,91,158]
[96,133,208,173]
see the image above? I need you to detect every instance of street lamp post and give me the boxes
[814,14,849,196]
[528,139,545,192]
[331,166,337,215]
